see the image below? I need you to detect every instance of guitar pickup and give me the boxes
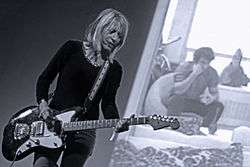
[14,123,30,140]
[30,121,44,136]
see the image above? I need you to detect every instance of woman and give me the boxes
[220,49,250,87]
[34,8,129,167]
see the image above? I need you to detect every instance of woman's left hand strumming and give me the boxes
[115,120,129,133]
[114,114,135,133]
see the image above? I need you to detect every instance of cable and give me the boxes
[9,148,21,167]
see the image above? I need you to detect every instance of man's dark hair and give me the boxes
[193,47,214,63]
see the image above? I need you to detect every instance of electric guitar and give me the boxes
[2,106,180,162]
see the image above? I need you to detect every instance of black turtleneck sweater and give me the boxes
[36,40,122,120]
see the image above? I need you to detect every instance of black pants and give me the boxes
[33,131,95,167]
[167,95,224,127]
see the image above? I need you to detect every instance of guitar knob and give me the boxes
[54,142,58,147]
[35,139,40,145]
[26,142,32,147]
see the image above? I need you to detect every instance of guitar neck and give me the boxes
[63,117,148,132]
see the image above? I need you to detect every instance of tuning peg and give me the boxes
[169,117,174,121]
[35,139,40,145]
[26,142,32,147]
[170,118,180,130]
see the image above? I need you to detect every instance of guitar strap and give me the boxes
[83,60,110,111]
[48,60,110,112]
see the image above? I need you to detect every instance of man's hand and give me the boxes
[200,94,215,105]
[200,88,217,105]
[192,64,204,76]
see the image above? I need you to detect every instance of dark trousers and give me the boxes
[166,95,224,127]
[33,136,95,167]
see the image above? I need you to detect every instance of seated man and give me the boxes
[166,47,224,134]
[220,48,250,87]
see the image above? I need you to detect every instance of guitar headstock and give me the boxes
[148,115,180,130]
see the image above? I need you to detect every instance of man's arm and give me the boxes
[209,86,219,101]
[201,69,220,105]
[174,64,204,95]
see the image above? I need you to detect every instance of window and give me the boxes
[162,0,178,44]
[186,0,250,87]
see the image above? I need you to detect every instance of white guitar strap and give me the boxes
[49,60,110,111]
[88,60,110,101]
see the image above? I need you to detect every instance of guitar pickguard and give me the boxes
[2,105,179,162]
[56,110,76,123]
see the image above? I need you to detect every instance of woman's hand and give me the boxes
[109,115,134,141]
[114,114,135,133]
[38,99,52,120]
[39,99,56,130]
[114,120,129,133]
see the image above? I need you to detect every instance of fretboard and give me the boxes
[63,117,148,132]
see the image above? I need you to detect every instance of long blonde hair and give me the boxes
[84,8,129,59]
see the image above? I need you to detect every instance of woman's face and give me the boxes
[101,25,122,52]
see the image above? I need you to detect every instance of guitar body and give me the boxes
[2,105,179,162]
[2,106,78,161]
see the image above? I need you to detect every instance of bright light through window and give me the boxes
[187,0,250,85]
[187,0,250,58]
[162,0,178,43]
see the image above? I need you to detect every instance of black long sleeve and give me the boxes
[36,40,123,120]
[36,40,77,103]
[101,63,122,119]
